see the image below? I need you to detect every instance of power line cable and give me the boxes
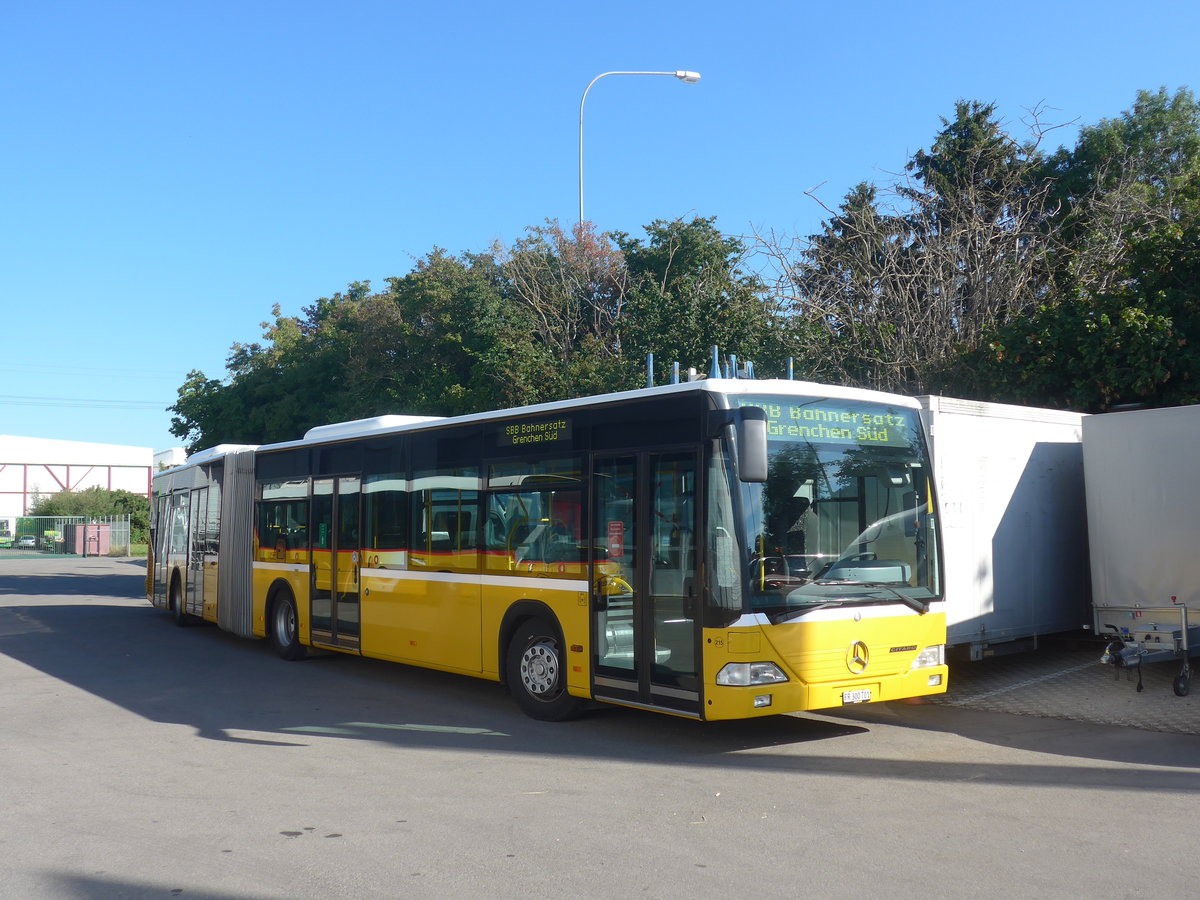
[0,394,170,410]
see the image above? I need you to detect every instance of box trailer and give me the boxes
[918,396,1089,659]
[1084,406,1199,696]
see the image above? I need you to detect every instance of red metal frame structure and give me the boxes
[0,461,153,514]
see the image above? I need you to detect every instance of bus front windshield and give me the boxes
[736,395,940,622]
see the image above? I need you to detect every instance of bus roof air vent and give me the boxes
[303,415,445,442]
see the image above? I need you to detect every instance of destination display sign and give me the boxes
[499,416,573,447]
[736,396,913,448]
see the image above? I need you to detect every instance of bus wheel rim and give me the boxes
[520,640,559,697]
[276,602,294,641]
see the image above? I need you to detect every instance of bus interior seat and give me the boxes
[486,513,506,550]
[431,512,456,552]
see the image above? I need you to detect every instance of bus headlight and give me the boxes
[911,645,945,669]
[716,662,789,686]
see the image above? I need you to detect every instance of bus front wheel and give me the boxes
[506,617,581,721]
[269,591,307,661]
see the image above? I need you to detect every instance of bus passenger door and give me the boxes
[310,476,361,651]
[186,487,210,618]
[592,451,700,716]
[153,495,170,603]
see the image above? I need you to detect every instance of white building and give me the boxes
[0,435,155,518]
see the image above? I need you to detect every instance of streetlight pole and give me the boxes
[578,70,701,225]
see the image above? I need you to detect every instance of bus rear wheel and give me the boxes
[269,590,307,661]
[506,617,581,721]
[170,578,192,627]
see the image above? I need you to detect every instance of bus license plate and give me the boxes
[842,689,872,705]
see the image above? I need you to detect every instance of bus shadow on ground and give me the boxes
[0,582,861,753]
[1,567,1197,791]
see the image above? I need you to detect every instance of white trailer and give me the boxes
[918,396,1089,659]
[1084,406,1199,696]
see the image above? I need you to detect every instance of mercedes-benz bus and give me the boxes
[148,378,947,721]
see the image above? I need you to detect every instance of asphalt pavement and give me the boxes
[3,555,1199,900]
[8,554,1196,735]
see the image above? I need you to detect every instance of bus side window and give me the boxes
[257,480,310,562]
[363,474,407,569]
[483,488,584,574]
[409,470,480,574]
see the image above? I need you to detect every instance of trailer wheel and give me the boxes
[1173,670,1191,697]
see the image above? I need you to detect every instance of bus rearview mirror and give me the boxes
[737,408,768,483]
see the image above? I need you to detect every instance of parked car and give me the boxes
[16,536,37,549]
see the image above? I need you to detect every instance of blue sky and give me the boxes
[3,0,1197,452]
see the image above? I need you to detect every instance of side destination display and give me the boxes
[737,396,913,448]
[499,416,573,447]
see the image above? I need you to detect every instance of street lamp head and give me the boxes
[579,69,702,224]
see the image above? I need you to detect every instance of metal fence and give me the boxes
[0,515,133,558]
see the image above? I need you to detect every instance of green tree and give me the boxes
[765,101,1057,394]
[772,182,919,387]
[617,217,792,379]
[957,292,1181,410]
[963,88,1200,410]
[499,220,630,398]
[1047,87,1200,295]
[387,248,549,412]
[169,247,546,451]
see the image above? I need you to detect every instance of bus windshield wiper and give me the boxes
[812,580,930,615]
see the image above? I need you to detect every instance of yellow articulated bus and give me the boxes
[148,379,947,721]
